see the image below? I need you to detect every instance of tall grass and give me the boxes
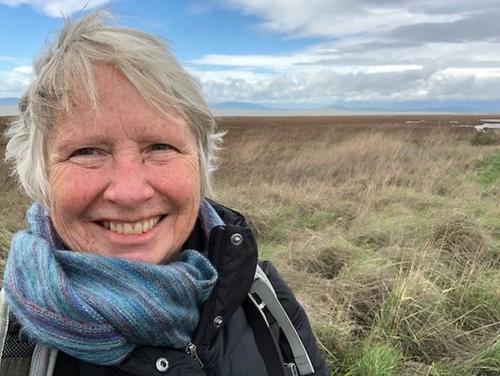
[0,117,30,273]
[214,116,500,375]
[1,115,499,374]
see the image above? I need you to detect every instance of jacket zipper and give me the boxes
[189,226,226,367]
[186,342,205,369]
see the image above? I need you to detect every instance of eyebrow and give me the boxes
[52,134,111,152]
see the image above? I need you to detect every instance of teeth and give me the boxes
[102,216,162,235]
[123,223,133,234]
[132,222,141,233]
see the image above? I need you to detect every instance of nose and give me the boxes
[102,155,154,207]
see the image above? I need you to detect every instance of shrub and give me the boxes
[470,129,500,146]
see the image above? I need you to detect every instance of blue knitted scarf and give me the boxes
[3,200,222,365]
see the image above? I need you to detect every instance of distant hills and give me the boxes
[331,100,500,114]
[2,98,500,113]
[213,100,500,114]
[0,97,19,105]
[210,101,278,111]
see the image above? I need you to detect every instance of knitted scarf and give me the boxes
[2,200,221,365]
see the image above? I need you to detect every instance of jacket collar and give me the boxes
[192,200,259,347]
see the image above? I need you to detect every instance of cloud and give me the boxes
[193,65,500,106]
[222,0,468,38]
[0,65,33,97]
[4,0,498,107]
[192,52,328,69]
[389,10,500,43]
[186,0,500,106]
[0,0,109,17]
[13,65,33,74]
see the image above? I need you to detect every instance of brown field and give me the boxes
[214,115,500,375]
[1,114,500,375]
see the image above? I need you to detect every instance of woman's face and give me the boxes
[46,66,201,264]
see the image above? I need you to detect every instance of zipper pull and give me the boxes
[186,342,204,369]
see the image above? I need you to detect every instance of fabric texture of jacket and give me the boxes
[1,202,328,376]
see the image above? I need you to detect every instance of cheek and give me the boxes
[153,161,201,227]
[49,166,105,218]
[165,176,200,204]
[153,159,201,201]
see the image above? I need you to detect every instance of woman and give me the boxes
[0,11,327,376]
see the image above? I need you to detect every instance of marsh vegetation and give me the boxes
[215,115,500,375]
[1,115,499,375]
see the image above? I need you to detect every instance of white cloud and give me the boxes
[4,0,498,107]
[0,0,109,17]
[190,35,500,104]
[13,65,32,74]
[194,65,500,105]
[192,52,323,68]
[222,0,466,38]
[0,65,33,97]
[444,68,500,78]
[188,68,272,83]
[187,0,500,106]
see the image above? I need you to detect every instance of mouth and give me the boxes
[99,215,165,235]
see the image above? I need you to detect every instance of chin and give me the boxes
[109,250,169,264]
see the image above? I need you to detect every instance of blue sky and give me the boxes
[1,0,500,110]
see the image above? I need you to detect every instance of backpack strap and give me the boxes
[249,266,315,376]
[243,297,286,376]
[29,345,58,376]
[0,289,9,366]
[0,289,58,376]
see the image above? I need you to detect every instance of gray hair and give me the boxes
[5,11,222,208]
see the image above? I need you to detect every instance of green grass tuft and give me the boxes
[475,151,500,186]
[346,342,403,376]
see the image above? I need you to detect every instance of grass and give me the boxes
[1,114,499,375]
[346,342,403,376]
[475,151,500,186]
[214,116,499,375]
[0,116,30,270]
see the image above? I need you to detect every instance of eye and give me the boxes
[145,143,178,163]
[68,147,107,167]
[71,147,101,157]
[149,143,174,152]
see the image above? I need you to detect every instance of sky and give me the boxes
[1,0,500,110]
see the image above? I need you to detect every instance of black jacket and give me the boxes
[4,203,328,376]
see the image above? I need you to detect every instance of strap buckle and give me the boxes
[286,362,299,376]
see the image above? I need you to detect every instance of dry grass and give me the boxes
[0,117,30,270]
[214,115,500,375]
[1,114,499,375]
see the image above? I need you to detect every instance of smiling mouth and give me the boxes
[100,215,165,235]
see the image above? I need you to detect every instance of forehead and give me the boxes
[51,65,192,142]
